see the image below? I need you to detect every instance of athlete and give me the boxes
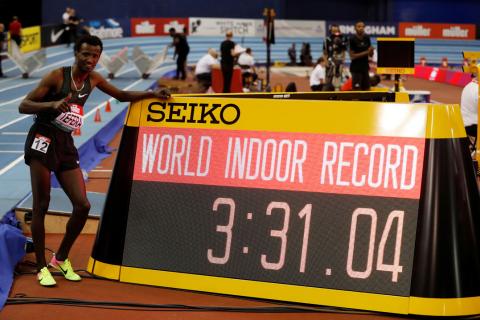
[19,35,170,286]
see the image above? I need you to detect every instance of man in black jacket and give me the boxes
[169,28,190,80]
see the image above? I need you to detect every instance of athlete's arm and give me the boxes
[19,69,71,114]
[92,71,170,102]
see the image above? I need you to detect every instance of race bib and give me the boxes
[52,103,84,132]
[31,134,51,154]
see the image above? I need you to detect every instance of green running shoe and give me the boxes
[49,256,81,281]
[37,267,56,287]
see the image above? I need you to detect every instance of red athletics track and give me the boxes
[3,72,467,320]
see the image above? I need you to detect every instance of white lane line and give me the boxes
[0,96,26,107]
[0,155,23,176]
[0,79,38,92]
[0,151,23,153]
[1,132,28,135]
[0,142,24,145]
[0,115,31,130]
[0,58,105,89]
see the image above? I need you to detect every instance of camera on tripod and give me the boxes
[332,33,344,54]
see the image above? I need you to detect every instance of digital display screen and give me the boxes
[122,116,425,296]
[377,40,415,68]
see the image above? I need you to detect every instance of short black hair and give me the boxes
[169,28,176,33]
[74,35,103,53]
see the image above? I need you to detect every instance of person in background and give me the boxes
[18,35,170,287]
[62,7,72,25]
[195,48,219,92]
[61,7,72,46]
[238,48,257,89]
[300,42,313,66]
[0,23,6,77]
[169,27,190,80]
[460,74,478,158]
[9,16,22,47]
[323,24,348,90]
[220,31,239,93]
[349,20,374,91]
[309,57,326,91]
[288,43,296,66]
[66,9,83,47]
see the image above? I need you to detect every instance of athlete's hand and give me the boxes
[153,88,171,100]
[52,93,72,113]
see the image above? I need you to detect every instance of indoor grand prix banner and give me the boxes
[189,17,258,36]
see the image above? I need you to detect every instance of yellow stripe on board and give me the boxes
[126,97,466,139]
[377,37,415,41]
[120,266,410,314]
[88,257,121,280]
[128,97,428,137]
[409,296,480,316]
[376,67,415,75]
[87,259,480,316]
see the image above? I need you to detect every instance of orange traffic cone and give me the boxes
[73,127,81,136]
[105,100,111,112]
[94,108,102,122]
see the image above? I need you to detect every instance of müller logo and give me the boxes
[147,101,241,125]
[442,26,469,38]
[405,25,430,37]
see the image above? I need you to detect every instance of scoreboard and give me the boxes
[89,96,480,316]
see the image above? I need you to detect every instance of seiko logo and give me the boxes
[147,102,240,125]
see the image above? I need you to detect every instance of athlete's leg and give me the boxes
[55,167,91,261]
[29,159,52,271]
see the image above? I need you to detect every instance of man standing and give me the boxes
[220,31,238,93]
[9,16,22,47]
[287,43,296,66]
[349,21,374,91]
[169,27,190,80]
[18,35,170,287]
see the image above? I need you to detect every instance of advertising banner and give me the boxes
[399,22,476,40]
[87,18,126,39]
[130,18,189,37]
[13,26,41,53]
[41,24,67,47]
[268,19,326,38]
[189,17,257,37]
[328,22,397,37]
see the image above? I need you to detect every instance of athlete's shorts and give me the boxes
[24,122,79,172]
